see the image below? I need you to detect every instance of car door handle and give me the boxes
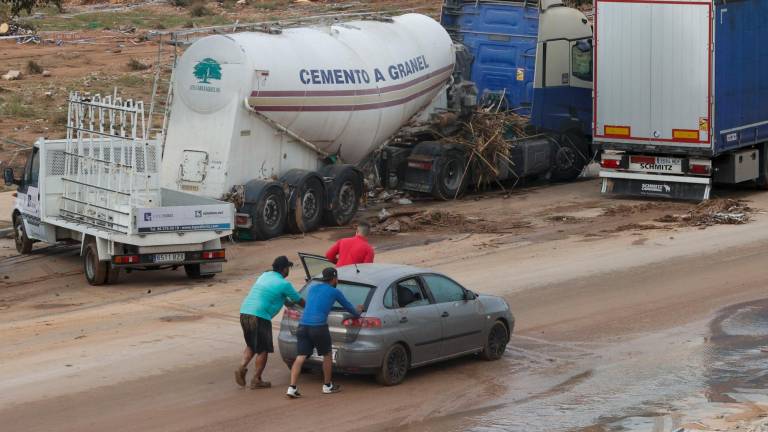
[441,311,450,317]
[399,317,408,323]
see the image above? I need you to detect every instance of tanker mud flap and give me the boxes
[600,172,711,201]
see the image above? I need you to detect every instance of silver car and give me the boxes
[277,253,514,386]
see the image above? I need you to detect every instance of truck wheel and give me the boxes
[322,167,362,227]
[376,343,409,386]
[432,151,468,200]
[13,214,33,254]
[245,182,287,240]
[83,240,108,286]
[285,175,325,234]
[185,264,215,279]
[550,134,588,182]
[480,321,509,361]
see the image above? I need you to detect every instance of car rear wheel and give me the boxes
[376,343,409,386]
[481,321,509,361]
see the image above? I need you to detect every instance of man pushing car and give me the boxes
[236,256,305,389]
[287,267,362,398]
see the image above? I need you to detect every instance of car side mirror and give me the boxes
[463,290,476,301]
[3,167,18,186]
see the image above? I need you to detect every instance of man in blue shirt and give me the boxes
[287,267,361,398]
[237,256,304,390]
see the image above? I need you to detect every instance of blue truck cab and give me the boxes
[381,1,596,199]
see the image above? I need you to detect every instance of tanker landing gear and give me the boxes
[238,165,362,240]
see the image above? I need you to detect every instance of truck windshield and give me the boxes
[301,280,374,311]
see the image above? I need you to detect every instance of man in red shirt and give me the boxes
[325,222,374,267]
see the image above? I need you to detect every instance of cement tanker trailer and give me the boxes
[161,13,455,240]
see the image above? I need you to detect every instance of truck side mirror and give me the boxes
[3,167,17,186]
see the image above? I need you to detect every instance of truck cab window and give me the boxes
[572,39,593,82]
[28,150,40,186]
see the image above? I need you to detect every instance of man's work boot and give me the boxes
[235,367,247,387]
[249,376,271,389]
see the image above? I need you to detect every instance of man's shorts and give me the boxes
[296,324,332,357]
[240,313,273,354]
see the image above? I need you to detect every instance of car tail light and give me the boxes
[284,309,302,320]
[407,160,433,171]
[113,255,140,264]
[202,250,225,260]
[342,317,382,328]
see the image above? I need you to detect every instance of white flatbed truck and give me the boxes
[3,93,234,285]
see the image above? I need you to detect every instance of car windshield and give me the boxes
[300,280,374,311]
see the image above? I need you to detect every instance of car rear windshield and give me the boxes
[301,280,375,311]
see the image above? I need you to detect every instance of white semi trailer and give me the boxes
[161,13,455,239]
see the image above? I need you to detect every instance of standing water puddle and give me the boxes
[407,299,768,431]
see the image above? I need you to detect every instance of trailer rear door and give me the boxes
[595,0,712,149]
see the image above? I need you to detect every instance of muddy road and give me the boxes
[2,179,768,431]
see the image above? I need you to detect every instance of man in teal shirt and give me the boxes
[236,256,304,389]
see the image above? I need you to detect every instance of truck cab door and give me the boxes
[17,148,45,241]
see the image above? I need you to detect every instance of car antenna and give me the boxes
[355,263,360,273]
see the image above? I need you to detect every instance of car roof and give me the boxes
[336,263,437,287]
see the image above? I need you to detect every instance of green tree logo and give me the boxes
[193,58,222,84]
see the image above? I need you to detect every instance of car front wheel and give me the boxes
[481,321,509,361]
[376,343,409,386]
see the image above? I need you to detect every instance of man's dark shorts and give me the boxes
[240,313,273,354]
[296,324,332,357]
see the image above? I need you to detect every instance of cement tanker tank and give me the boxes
[162,13,455,238]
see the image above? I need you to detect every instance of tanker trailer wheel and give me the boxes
[432,151,468,201]
[281,170,325,234]
[242,180,287,240]
[550,133,589,182]
[321,165,362,227]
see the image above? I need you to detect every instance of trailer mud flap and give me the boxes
[601,177,711,201]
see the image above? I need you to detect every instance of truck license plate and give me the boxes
[630,156,682,173]
[656,158,681,166]
[310,348,338,363]
[154,253,185,263]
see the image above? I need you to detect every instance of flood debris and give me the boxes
[443,110,530,189]
[656,199,753,227]
[373,208,530,234]
[2,70,22,81]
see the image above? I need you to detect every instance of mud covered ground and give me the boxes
[3,178,768,431]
